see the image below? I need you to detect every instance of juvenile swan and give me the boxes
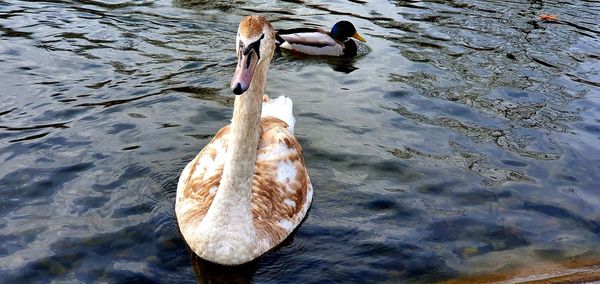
[176,16,313,265]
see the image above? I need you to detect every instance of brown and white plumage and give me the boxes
[176,16,312,265]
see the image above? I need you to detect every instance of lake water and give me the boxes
[1,0,600,282]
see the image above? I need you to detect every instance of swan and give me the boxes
[276,20,366,57]
[175,15,313,266]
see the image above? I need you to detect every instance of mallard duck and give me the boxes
[176,16,313,266]
[276,20,366,57]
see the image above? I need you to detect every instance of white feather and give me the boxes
[261,95,296,133]
[283,199,296,208]
[279,41,293,50]
[257,143,295,160]
[277,219,294,231]
[276,160,297,183]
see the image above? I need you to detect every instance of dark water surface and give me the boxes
[1,0,600,282]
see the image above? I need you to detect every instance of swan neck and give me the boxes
[221,85,264,197]
[204,61,269,229]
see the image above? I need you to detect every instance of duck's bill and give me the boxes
[231,52,257,95]
[352,32,366,42]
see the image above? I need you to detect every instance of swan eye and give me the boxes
[245,52,252,68]
[238,41,244,56]
[243,34,265,59]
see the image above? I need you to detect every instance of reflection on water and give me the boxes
[277,43,368,73]
[278,52,362,74]
[1,0,600,282]
[191,254,256,284]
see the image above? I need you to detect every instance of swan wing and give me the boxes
[176,125,230,228]
[253,117,313,246]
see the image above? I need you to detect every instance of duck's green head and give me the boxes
[330,21,366,42]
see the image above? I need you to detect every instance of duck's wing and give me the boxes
[276,28,343,56]
[252,116,313,246]
[276,28,328,44]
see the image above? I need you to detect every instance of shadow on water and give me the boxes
[275,43,369,74]
[190,253,256,284]
[277,52,360,74]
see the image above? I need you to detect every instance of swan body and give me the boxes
[176,16,312,266]
[276,21,366,57]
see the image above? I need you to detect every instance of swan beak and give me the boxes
[352,32,366,42]
[231,52,257,95]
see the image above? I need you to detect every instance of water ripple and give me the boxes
[1,0,600,282]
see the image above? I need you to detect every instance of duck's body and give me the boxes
[276,21,366,57]
[176,16,313,266]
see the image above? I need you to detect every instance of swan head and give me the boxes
[231,16,276,95]
[330,21,366,43]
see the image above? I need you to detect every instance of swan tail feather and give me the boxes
[261,95,296,133]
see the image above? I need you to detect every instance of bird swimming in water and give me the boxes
[276,20,366,57]
[176,15,313,266]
